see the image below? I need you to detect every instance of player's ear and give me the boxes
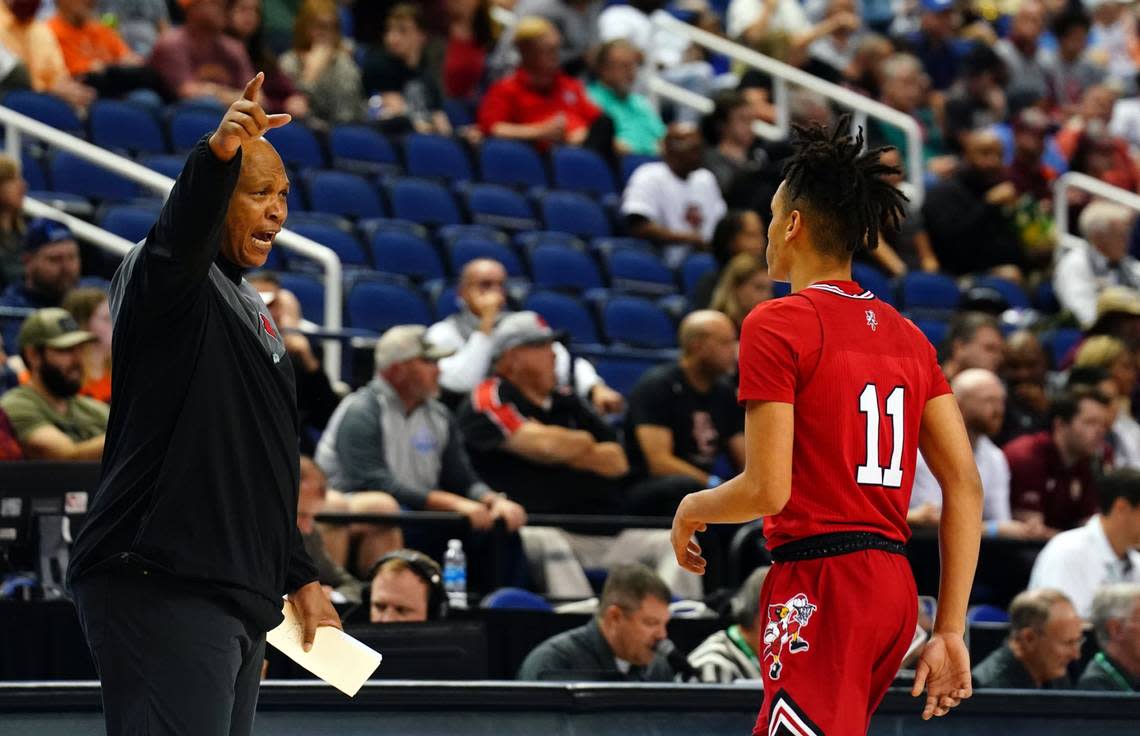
[785,209,802,242]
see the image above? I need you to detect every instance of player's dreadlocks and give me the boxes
[781,114,908,258]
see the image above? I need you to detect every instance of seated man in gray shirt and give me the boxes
[518,564,675,682]
[315,325,526,576]
[972,589,1083,689]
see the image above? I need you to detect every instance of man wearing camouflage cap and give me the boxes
[0,307,107,459]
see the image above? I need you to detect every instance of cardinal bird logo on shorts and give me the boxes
[762,593,818,680]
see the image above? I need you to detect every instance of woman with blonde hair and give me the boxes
[709,252,773,330]
[1074,335,1140,467]
[279,0,365,126]
[63,287,113,404]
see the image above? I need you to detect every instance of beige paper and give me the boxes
[266,601,382,697]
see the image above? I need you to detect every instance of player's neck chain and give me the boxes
[727,624,760,667]
[1094,652,1135,692]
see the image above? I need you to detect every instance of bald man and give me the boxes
[909,368,1048,539]
[622,122,727,252]
[922,129,1024,281]
[68,74,341,736]
[425,258,624,414]
[624,310,746,515]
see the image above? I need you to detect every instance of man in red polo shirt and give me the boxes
[477,15,601,150]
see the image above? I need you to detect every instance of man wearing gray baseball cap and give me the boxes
[316,324,527,576]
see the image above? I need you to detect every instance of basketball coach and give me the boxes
[67,73,341,736]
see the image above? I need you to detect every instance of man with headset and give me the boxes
[368,549,448,623]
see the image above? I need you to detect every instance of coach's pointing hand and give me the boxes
[208,73,291,162]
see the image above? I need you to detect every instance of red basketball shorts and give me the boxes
[751,550,918,736]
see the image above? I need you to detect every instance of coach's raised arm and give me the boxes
[66,73,341,736]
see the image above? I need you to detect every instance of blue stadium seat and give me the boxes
[438,223,507,245]
[593,355,660,396]
[680,252,716,301]
[1040,328,1083,367]
[590,236,653,255]
[524,290,600,345]
[20,151,46,191]
[405,134,472,181]
[552,146,616,196]
[265,124,325,169]
[168,107,219,150]
[530,244,604,293]
[140,154,185,180]
[852,262,894,305]
[607,248,675,294]
[4,91,83,134]
[89,100,166,155]
[98,203,160,243]
[479,138,547,188]
[602,296,675,348]
[50,152,140,201]
[329,124,399,168]
[434,284,460,318]
[620,154,658,186]
[515,230,584,252]
[967,604,1010,624]
[974,275,1030,309]
[466,183,536,229]
[481,587,552,611]
[369,229,445,281]
[387,178,462,227]
[1034,280,1059,313]
[443,98,475,128]
[304,170,384,220]
[912,318,949,348]
[541,191,611,238]
[289,222,369,266]
[447,238,523,277]
[348,279,432,332]
[278,272,325,324]
[899,272,960,310]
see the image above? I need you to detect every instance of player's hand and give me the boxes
[911,632,972,720]
[670,496,708,575]
[209,73,291,162]
[289,580,343,653]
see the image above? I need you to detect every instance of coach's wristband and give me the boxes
[707,475,722,488]
[985,520,1000,537]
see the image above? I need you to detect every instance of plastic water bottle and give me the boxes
[443,539,467,610]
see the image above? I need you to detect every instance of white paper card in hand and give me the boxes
[266,601,382,697]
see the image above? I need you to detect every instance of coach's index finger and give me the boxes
[242,72,264,102]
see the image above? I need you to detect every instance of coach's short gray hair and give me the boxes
[1079,200,1134,243]
[1090,583,1140,647]
[731,566,771,629]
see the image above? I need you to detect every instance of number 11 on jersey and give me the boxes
[857,384,905,488]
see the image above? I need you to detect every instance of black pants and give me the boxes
[626,474,706,517]
[71,567,265,736]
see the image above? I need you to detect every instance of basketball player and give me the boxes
[671,119,983,735]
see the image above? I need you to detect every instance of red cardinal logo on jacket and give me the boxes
[260,313,278,340]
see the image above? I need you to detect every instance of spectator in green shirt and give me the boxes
[0,307,107,460]
[587,38,665,156]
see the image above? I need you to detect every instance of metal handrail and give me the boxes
[646,13,926,207]
[0,105,343,380]
[1053,171,1140,252]
[24,195,134,255]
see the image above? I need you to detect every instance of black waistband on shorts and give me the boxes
[770,531,906,563]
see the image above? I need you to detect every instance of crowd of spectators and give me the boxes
[0,0,1139,694]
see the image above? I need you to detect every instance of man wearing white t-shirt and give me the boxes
[909,369,1052,539]
[1029,468,1140,618]
[622,123,726,253]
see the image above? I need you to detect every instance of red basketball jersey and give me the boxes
[738,280,951,550]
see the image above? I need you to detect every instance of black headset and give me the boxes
[367,549,447,621]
